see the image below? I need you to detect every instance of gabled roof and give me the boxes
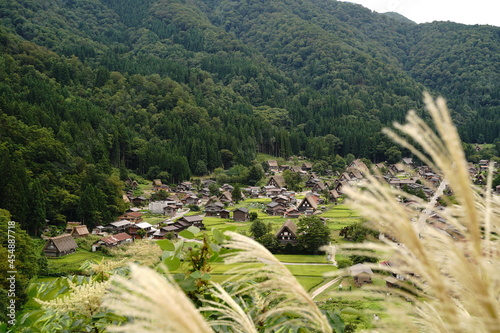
[340,172,351,181]
[349,170,363,179]
[44,234,77,253]
[267,160,279,167]
[267,201,282,208]
[268,175,286,188]
[234,207,249,213]
[329,189,340,199]
[392,163,406,173]
[180,215,204,223]
[176,220,191,228]
[206,202,225,208]
[349,263,374,276]
[119,211,143,219]
[402,157,413,165]
[100,232,132,245]
[110,220,132,228]
[313,182,327,191]
[135,222,153,229]
[65,221,81,231]
[220,191,233,201]
[162,225,181,232]
[349,159,369,173]
[71,225,89,236]
[275,219,298,237]
[298,195,319,209]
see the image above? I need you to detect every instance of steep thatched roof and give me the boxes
[275,219,298,237]
[268,175,286,188]
[65,221,81,232]
[71,225,89,237]
[44,234,78,253]
[298,195,319,210]
[267,160,279,167]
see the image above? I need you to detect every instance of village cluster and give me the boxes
[41,156,499,281]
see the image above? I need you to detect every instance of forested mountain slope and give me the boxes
[404,22,500,142]
[0,0,499,229]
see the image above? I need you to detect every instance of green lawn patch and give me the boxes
[142,213,167,225]
[284,264,336,277]
[327,217,363,230]
[46,248,109,275]
[239,198,272,204]
[134,182,153,197]
[209,265,328,291]
[274,254,330,263]
[321,205,361,218]
[295,276,325,291]
[210,263,263,274]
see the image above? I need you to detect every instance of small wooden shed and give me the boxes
[349,263,374,287]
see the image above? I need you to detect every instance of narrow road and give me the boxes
[311,276,342,299]
[415,179,448,236]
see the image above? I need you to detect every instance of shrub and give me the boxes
[187,204,201,211]
[74,235,101,251]
[336,258,353,269]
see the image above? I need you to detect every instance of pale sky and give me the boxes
[339,0,500,27]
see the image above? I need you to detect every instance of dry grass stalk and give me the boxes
[103,264,213,333]
[343,93,500,332]
[199,283,259,333]
[222,231,332,332]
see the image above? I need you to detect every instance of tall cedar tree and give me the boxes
[297,216,331,254]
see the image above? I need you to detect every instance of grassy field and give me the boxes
[284,264,336,276]
[202,261,333,291]
[162,249,337,291]
[47,248,109,275]
[314,280,413,332]
[296,276,325,291]
[141,212,167,225]
[31,189,397,332]
[321,205,361,218]
[41,198,367,299]
[274,254,329,263]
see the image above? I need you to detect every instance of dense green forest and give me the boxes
[0,0,499,230]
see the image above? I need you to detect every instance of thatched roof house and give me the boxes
[65,221,82,233]
[43,234,78,257]
[276,219,298,244]
[267,175,286,188]
[70,225,89,238]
